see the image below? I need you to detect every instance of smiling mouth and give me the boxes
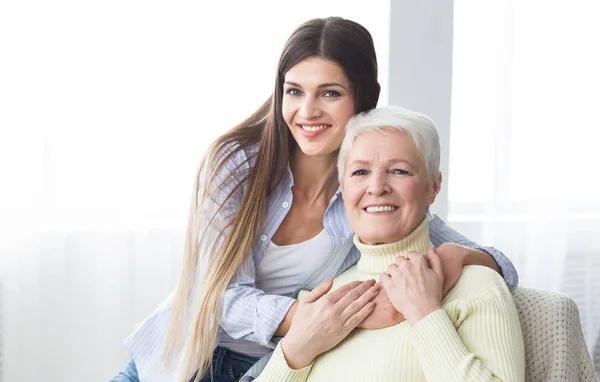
[364,205,398,213]
[298,124,331,132]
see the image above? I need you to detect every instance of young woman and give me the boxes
[112,17,518,382]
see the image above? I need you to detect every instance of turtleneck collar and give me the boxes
[353,217,433,275]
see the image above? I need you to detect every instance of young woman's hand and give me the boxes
[281,278,379,369]
[357,284,405,329]
[380,248,444,326]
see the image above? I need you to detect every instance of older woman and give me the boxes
[255,106,525,382]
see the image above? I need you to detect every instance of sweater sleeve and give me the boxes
[253,342,312,382]
[428,214,519,287]
[200,144,296,347]
[409,269,525,382]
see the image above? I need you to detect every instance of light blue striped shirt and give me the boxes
[123,144,518,382]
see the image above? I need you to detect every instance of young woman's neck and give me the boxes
[289,146,340,205]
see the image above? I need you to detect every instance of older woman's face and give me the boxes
[342,128,440,245]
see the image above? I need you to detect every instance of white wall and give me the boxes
[387,0,454,220]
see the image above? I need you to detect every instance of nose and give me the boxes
[298,96,322,119]
[367,172,391,196]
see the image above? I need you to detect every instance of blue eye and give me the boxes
[286,88,302,96]
[323,90,341,97]
[351,169,367,176]
[392,169,409,175]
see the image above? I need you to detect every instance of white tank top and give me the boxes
[255,229,330,295]
[219,229,330,357]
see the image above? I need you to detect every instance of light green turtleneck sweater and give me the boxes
[255,218,525,382]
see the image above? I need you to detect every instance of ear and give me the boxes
[429,172,442,205]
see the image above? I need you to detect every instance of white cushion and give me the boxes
[512,288,598,381]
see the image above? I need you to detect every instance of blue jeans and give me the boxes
[111,347,260,382]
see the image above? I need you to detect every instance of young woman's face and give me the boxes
[282,57,356,158]
[342,128,441,245]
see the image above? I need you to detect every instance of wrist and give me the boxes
[281,337,315,370]
[407,305,441,326]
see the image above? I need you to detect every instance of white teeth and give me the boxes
[300,125,329,131]
[365,206,397,213]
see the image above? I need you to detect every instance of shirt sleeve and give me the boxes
[198,144,295,347]
[409,269,525,382]
[428,214,519,287]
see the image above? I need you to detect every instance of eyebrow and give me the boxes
[284,81,347,90]
[349,159,413,166]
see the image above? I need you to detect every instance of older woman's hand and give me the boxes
[380,247,444,326]
[281,278,379,369]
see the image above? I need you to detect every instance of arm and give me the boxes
[358,242,501,331]
[255,279,379,382]
[253,342,312,382]
[381,250,524,382]
[221,267,297,346]
[110,360,139,382]
[428,214,519,287]
[274,301,298,336]
[200,145,297,347]
[409,273,525,382]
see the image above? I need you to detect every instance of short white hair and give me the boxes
[337,106,441,182]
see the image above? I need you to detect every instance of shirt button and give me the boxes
[260,235,267,241]
[282,202,289,208]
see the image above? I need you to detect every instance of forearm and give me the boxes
[410,269,525,382]
[274,300,298,337]
[428,215,519,286]
[254,341,312,382]
[463,247,502,274]
[411,307,524,382]
[222,286,296,347]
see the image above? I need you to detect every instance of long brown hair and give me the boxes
[163,16,380,382]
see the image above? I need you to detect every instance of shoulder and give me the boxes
[198,142,260,203]
[210,141,259,173]
[446,265,511,302]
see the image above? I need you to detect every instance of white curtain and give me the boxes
[449,0,600,371]
[0,1,390,381]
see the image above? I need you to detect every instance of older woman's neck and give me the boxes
[289,147,339,204]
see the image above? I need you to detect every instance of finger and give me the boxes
[327,280,369,303]
[380,273,392,291]
[342,301,376,333]
[410,254,428,268]
[395,256,408,266]
[303,278,334,303]
[334,280,377,310]
[407,251,422,261]
[387,263,401,277]
[338,282,380,320]
[428,248,444,281]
